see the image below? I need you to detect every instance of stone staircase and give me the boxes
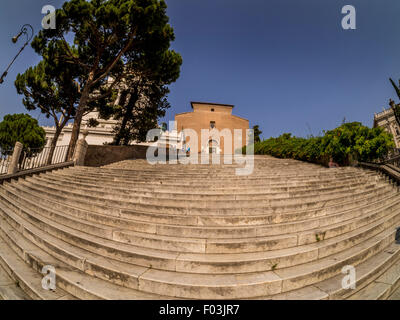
[1,155,400,300]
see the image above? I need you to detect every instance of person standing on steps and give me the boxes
[329,157,340,168]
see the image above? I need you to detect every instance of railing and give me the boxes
[381,151,400,169]
[0,148,13,175]
[18,145,69,172]
[359,150,400,185]
[380,148,400,165]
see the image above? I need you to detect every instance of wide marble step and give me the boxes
[0,265,30,300]
[257,243,400,300]
[3,180,397,239]
[0,156,398,300]
[42,170,382,200]
[51,168,380,193]
[1,183,399,277]
[2,181,400,259]
[26,174,385,209]
[62,166,374,183]
[16,176,391,215]
[348,259,400,300]
[0,237,72,300]
[0,201,397,299]
[0,218,172,300]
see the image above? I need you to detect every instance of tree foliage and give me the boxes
[244,122,395,166]
[104,71,178,145]
[253,125,262,143]
[111,48,182,145]
[15,59,80,164]
[32,0,182,159]
[389,78,400,128]
[0,114,46,154]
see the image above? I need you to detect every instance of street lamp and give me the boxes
[0,24,34,85]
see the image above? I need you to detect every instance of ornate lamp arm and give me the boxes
[0,24,34,84]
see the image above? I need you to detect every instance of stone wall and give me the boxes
[84,145,153,167]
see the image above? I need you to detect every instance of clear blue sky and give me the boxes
[1,0,400,139]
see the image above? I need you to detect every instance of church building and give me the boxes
[175,102,249,154]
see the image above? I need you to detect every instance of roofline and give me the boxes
[231,115,250,123]
[190,101,235,109]
[175,112,193,117]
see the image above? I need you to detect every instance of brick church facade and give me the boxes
[175,102,249,155]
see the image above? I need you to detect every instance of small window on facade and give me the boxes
[211,108,215,112]
[210,121,216,129]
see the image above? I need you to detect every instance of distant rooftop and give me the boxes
[374,107,394,119]
[190,101,234,109]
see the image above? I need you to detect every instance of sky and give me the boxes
[1,0,400,139]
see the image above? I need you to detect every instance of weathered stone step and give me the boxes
[0,236,72,300]
[6,177,396,226]
[30,174,384,208]
[389,288,400,299]
[43,170,382,201]
[52,168,380,192]
[65,162,375,173]
[271,227,396,294]
[0,202,185,272]
[267,243,400,300]
[65,166,374,183]
[0,217,173,300]
[1,186,399,275]
[5,179,400,252]
[0,185,212,253]
[104,157,345,166]
[1,200,397,299]
[112,228,398,298]
[0,265,30,300]
[3,182,399,262]
[1,155,399,300]
[3,199,398,301]
[75,165,355,175]
[52,168,379,191]
[103,165,355,172]
[315,243,400,300]
[348,259,400,300]
[7,181,397,259]
[174,210,400,274]
[54,175,374,189]
[99,165,326,172]
[74,162,376,172]
[104,158,348,165]
[6,179,397,235]
[18,176,389,214]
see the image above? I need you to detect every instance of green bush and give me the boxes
[244,122,395,166]
[0,113,46,155]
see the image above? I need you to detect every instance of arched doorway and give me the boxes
[208,139,218,154]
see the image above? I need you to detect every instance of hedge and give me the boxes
[243,122,395,166]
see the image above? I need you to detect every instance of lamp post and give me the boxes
[0,24,34,85]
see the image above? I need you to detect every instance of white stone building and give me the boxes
[43,112,118,147]
[43,111,158,148]
[374,108,400,148]
[156,127,185,152]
